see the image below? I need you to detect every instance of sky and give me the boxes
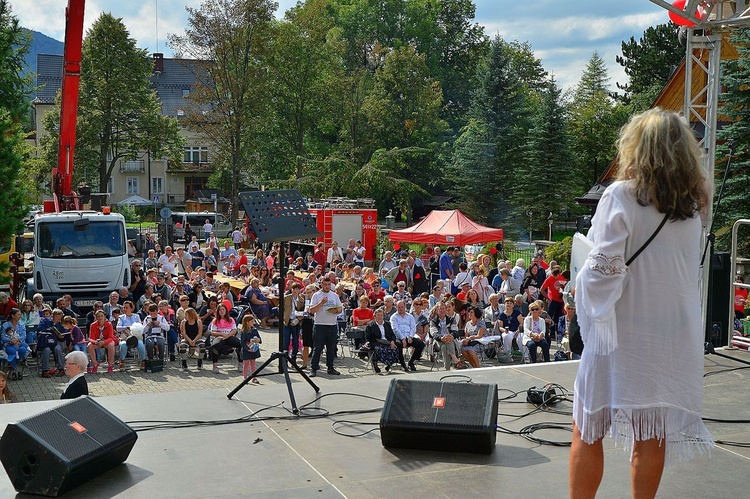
[8,0,671,92]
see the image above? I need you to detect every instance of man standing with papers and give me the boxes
[307,277,342,377]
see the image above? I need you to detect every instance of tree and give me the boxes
[616,22,683,105]
[42,13,185,195]
[169,0,276,224]
[716,28,750,250]
[515,80,573,237]
[449,36,536,226]
[265,0,342,179]
[0,0,31,280]
[362,44,447,154]
[568,52,621,190]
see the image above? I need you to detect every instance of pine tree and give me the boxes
[716,28,750,250]
[616,22,683,105]
[516,80,573,238]
[569,52,620,190]
[449,36,533,225]
[0,0,31,283]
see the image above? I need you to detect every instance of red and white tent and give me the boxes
[388,210,503,246]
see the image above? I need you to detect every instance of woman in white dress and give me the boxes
[569,108,713,499]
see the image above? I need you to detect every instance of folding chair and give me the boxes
[344,329,373,375]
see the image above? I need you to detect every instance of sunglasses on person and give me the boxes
[530,307,540,312]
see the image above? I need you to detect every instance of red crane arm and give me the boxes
[49,0,85,213]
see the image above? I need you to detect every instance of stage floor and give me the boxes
[1,349,749,498]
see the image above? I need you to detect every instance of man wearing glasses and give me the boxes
[307,278,343,377]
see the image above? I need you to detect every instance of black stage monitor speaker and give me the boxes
[706,252,732,347]
[0,396,137,497]
[380,379,498,454]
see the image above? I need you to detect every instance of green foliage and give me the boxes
[515,80,573,237]
[114,204,141,223]
[0,0,31,262]
[449,36,538,226]
[716,28,750,251]
[169,0,277,224]
[545,236,572,271]
[615,22,683,103]
[67,14,184,194]
[568,52,623,190]
[362,45,447,153]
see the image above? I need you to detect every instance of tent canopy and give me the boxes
[388,210,503,246]
[118,195,153,206]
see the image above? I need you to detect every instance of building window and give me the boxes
[127,177,139,195]
[107,177,114,194]
[184,147,208,164]
[182,89,190,98]
[152,177,164,195]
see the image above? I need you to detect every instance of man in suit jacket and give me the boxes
[61,351,89,400]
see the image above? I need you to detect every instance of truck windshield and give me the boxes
[37,221,125,258]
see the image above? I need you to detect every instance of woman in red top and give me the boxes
[735,276,748,319]
[237,248,248,268]
[87,310,117,373]
[352,296,374,327]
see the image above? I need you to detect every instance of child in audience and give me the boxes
[0,370,17,404]
[240,314,262,384]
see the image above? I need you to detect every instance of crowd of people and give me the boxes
[1,221,583,399]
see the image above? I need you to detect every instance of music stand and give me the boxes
[227,190,322,414]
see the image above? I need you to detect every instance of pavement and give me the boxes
[8,326,551,403]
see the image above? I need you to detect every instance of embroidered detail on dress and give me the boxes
[588,253,626,276]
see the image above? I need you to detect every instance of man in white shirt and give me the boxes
[231,227,243,249]
[202,219,213,242]
[219,241,237,271]
[307,277,342,377]
[390,300,424,371]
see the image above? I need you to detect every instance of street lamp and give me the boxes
[547,212,553,241]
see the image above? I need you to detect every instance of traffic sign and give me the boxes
[153,195,160,204]
[160,206,172,219]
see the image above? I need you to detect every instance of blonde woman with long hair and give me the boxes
[569,108,713,499]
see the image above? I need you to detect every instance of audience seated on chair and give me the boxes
[428,302,464,370]
[365,308,399,373]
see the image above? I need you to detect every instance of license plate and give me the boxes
[75,299,97,307]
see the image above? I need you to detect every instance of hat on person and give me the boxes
[461,282,471,288]
[147,268,157,273]
[157,272,165,278]
[416,316,429,327]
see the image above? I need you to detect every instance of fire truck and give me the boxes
[288,198,379,265]
[13,0,130,308]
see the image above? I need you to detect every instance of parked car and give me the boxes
[171,212,233,241]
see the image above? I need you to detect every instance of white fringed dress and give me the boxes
[573,181,713,465]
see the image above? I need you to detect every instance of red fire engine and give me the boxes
[287,198,379,264]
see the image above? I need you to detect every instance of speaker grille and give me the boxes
[18,398,134,464]
[385,379,492,428]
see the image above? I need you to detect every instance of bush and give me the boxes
[545,236,572,270]
[115,204,140,223]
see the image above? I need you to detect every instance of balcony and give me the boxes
[120,160,145,173]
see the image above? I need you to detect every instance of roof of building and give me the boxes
[34,53,207,118]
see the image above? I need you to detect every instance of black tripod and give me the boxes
[227,190,322,414]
